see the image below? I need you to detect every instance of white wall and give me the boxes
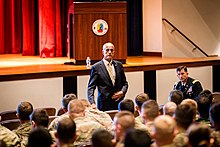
[162,0,218,57]
[157,66,212,105]
[0,67,212,112]
[77,71,144,102]
[143,0,162,52]
[0,78,63,112]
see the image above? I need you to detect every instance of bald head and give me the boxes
[153,115,176,145]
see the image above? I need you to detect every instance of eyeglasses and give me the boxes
[104,48,114,52]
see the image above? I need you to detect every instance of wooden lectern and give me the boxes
[68,2,127,65]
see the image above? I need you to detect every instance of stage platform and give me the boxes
[1,54,220,82]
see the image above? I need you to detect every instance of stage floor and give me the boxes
[0,54,220,81]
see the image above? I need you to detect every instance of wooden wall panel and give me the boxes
[70,2,127,64]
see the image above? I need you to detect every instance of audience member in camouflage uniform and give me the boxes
[68,99,104,146]
[27,127,52,147]
[163,101,177,117]
[134,93,149,125]
[168,90,184,105]
[30,108,56,143]
[92,129,114,147]
[112,111,135,147]
[173,104,194,147]
[141,100,159,135]
[196,93,211,127]
[48,93,77,131]
[0,124,20,147]
[151,115,176,147]
[118,99,149,132]
[210,102,220,146]
[80,99,113,132]
[13,101,33,147]
[186,123,212,147]
[52,117,76,147]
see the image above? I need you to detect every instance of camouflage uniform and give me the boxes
[173,130,187,147]
[0,124,20,147]
[85,108,113,131]
[48,113,69,131]
[211,130,220,147]
[73,116,104,146]
[135,115,144,124]
[13,122,31,147]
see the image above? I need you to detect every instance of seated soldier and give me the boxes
[68,99,104,146]
[13,101,33,147]
[92,129,114,147]
[210,102,220,146]
[48,93,77,131]
[53,117,76,147]
[0,124,20,147]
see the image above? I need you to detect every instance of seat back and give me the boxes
[56,107,65,116]
[0,110,17,122]
[39,107,56,116]
[213,92,220,103]
[104,110,119,120]
[0,119,20,130]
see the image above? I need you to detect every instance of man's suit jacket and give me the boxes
[87,60,128,111]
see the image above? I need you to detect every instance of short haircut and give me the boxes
[199,89,213,103]
[168,90,184,105]
[187,123,211,147]
[80,99,91,108]
[210,102,220,125]
[181,99,197,119]
[92,129,114,147]
[114,111,135,131]
[135,93,149,109]
[118,99,135,113]
[141,100,159,120]
[27,127,52,147]
[56,117,76,143]
[124,128,151,147]
[30,108,49,128]
[163,102,177,117]
[197,95,211,118]
[103,42,114,50]
[175,104,194,130]
[153,115,176,142]
[16,101,33,121]
[68,99,85,114]
[62,93,77,110]
[176,65,187,73]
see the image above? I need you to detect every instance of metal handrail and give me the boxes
[162,18,209,57]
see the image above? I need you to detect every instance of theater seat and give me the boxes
[36,107,56,116]
[104,110,118,120]
[213,92,220,103]
[56,107,65,116]
[0,110,17,122]
[0,119,20,130]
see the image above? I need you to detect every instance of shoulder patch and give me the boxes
[192,79,199,84]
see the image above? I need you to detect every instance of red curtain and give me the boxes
[0,0,73,57]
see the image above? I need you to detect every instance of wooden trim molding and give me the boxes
[143,52,162,57]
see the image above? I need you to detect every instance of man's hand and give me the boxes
[112,91,124,101]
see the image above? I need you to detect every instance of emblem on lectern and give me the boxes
[92,19,108,36]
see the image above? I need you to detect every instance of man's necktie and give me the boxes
[107,63,115,85]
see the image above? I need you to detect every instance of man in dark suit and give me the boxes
[87,42,128,111]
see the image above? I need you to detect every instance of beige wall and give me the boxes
[0,67,212,112]
[162,0,218,57]
[143,0,162,52]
